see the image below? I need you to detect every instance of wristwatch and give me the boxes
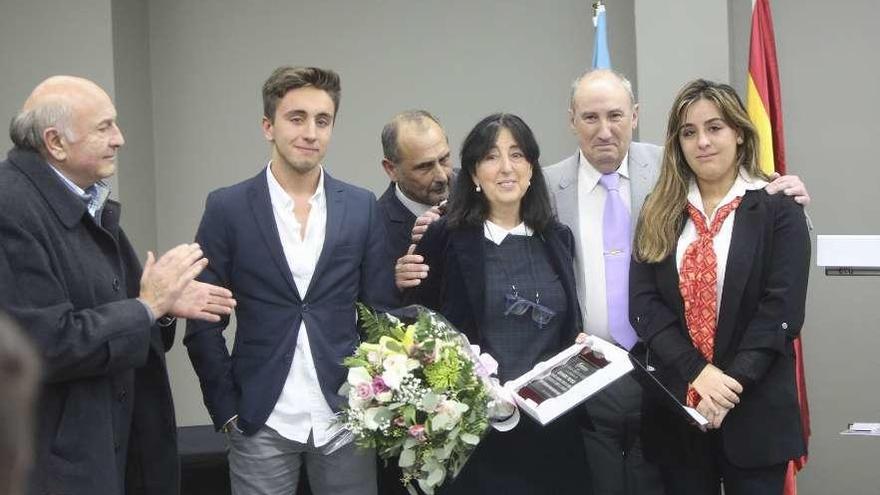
[157,315,177,327]
[222,416,239,434]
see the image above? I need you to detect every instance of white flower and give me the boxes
[430,399,469,431]
[381,353,419,390]
[347,367,372,387]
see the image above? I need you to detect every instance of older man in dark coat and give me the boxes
[0,76,235,495]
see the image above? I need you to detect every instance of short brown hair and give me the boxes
[262,66,341,121]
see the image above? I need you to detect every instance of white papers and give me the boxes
[505,336,633,425]
[841,422,880,436]
[817,235,880,268]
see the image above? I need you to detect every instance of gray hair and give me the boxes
[569,68,636,110]
[381,109,442,164]
[9,101,74,152]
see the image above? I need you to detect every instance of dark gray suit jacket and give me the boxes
[377,182,416,268]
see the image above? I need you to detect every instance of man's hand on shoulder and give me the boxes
[396,244,428,290]
[411,206,443,244]
[766,172,810,206]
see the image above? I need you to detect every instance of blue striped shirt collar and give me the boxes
[48,165,111,218]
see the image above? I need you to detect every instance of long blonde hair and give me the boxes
[634,79,769,263]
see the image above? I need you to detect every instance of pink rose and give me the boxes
[355,382,374,401]
[372,376,389,394]
[408,424,427,442]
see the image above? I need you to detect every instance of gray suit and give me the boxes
[543,141,663,495]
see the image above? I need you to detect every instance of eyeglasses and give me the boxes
[504,291,556,329]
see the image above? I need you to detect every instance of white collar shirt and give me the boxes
[576,150,630,342]
[676,170,768,317]
[483,220,533,245]
[263,163,340,446]
[395,183,432,218]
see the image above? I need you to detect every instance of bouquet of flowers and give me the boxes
[339,304,513,494]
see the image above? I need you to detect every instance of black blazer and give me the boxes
[406,217,582,356]
[377,182,417,265]
[0,149,178,495]
[630,189,810,468]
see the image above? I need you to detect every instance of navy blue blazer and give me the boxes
[185,168,396,434]
[630,190,810,468]
[405,217,582,354]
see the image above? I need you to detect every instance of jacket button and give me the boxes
[118,389,126,402]
[112,278,120,292]
[781,322,789,330]
[302,303,309,312]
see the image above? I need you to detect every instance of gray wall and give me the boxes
[1,0,878,492]
[634,0,731,144]
[0,0,118,194]
[770,0,880,491]
[111,0,158,253]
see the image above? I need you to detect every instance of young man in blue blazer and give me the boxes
[185,66,395,495]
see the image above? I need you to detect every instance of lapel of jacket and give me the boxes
[247,168,301,300]
[552,155,581,242]
[381,182,416,246]
[310,172,346,292]
[628,146,654,230]
[714,191,762,359]
[451,226,486,326]
[383,183,415,224]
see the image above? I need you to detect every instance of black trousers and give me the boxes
[658,430,787,495]
[581,372,664,495]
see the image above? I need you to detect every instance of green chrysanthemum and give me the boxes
[424,349,463,391]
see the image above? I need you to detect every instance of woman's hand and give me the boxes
[696,397,731,430]
[691,364,742,413]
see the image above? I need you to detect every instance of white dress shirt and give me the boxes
[675,171,768,317]
[483,220,533,245]
[395,183,433,217]
[576,150,631,342]
[263,163,340,446]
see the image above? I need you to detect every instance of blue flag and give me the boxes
[592,4,611,69]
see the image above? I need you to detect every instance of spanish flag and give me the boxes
[746,1,810,493]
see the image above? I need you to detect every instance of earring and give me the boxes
[737,137,744,144]
[475,184,481,192]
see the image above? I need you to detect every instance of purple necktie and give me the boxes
[599,172,638,350]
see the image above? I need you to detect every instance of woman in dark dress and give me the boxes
[403,113,591,495]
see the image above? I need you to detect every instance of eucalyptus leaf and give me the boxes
[398,448,416,468]
[460,432,480,445]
